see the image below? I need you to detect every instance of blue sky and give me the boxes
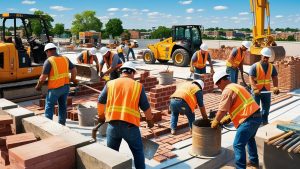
[1,0,300,29]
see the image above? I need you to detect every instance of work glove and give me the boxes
[253,88,260,96]
[190,67,194,73]
[71,79,79,85]
[35,85,42,91]
[220,115,231,125]
[146,119,155,128]
[210,119,219,129]
[273,87,280,95]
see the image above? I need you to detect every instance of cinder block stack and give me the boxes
[148,84,176,111]
[9,136,75,169]
[0,115,13,137]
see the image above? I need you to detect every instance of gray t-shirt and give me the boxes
[100,53,122,68]
[191,51,211,62]
[42,56,74,75]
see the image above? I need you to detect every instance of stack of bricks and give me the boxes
[9,136,75,169]
[199,73,214,93]
[148,84,176,111]
[274,56,300,91]
[208,47,233,60]
[0,137,9,166]
[75,80,106,96]
[0,115,13,137]
[138,71,159,92]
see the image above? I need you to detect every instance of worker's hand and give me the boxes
[146,120,155,128]
[273,87,280,95]
[98,117,105,123]
[253,88,260,96]
[100,72,104,78]
[35,85,42,91]
[190,67,194,73]
[220,115,231,125]
[71,79,79,85]
[210,69,215,74]
[210,119,219,129]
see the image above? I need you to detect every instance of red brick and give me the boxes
[153,155,167,163]
[6,133,37,149]
[164,152,177,159]
[0,115,13,125]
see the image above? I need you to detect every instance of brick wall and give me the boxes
[138,71,159,92]
[199,73,214,93]
[209,47,233,60]
[148,84,177,111]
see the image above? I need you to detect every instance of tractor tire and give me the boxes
[157,59,169,64]
[172,48,190,67]
[143,50,156,64]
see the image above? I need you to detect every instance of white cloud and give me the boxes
[186,8,194,13]
[29,8,39,12]
[213,6,228,11]
[50,14,57,18]
[211,20,219,23]
[107,8,119,12]
[121,8,136,12]
[148,12,160,17]
[7,8,15,11]
[179,0,192,5]
[230,17,238,20]
[275,15,284,18]
[141,9,149,12]
[22,0,36,5]
[109,13,115,16]
[50,6,73,11]
[123,14,129,17]
[239,12,249,15]
[186,16,192,20]
[197,9,204,12]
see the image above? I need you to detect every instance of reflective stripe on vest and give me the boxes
[193,50,208,69]
[226,83,259,128]
[48,56,70,89]
[170,82,200,112]
[256,62,273,91]
[105,78,142,126]
[83,51,93,64]
[226,48,244,68]
[103,52,122,68]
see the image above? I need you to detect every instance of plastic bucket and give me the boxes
[158,71,173,85]
[77,104,97,126]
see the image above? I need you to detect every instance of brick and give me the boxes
[152,110,162,122]
[6,133,37,149]
[0,149,9,166]
[153,155,167,163]
[164,152,177,159]
[0,115,13,125]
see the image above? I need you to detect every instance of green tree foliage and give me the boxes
[150,26,171,39]
[71,11,102,36]
[53,23,65,37]
[287,35,296,41]
[105,18,123,38]
[31,10,54,36]
[121,30,131,40]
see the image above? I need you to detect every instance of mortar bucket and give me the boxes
[190,119,221,157]
[77,104,98,126]
[158,71,173,85]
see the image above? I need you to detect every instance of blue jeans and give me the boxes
[45,85,69,125]
[118,53,125,62]
[170,99,195,130]
[233,113,261,169]
[127,48,136,61]
[194,67,206,80]
[107,121,145,169]
[226,66,238,83]
[252,92,271,124]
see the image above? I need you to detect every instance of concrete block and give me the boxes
[76,143,132,169]
[0,99,18,110]
[4,107,34,134]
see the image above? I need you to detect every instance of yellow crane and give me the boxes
[250,0,285,62]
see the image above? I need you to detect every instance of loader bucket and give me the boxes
[75,64,99,82]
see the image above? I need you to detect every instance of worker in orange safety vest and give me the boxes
[35,43,77,125]
[211,70,261,169]
[97,61,154,169]
[77,47,100,74]
[99,47,123,80]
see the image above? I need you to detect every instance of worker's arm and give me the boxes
[102,55,122,77]
[99,60,104,77]
[98,85,108,121]
[93,55,100,74]
[190,52,197,72]
[139,87,154,127]
[35,60,51,91]
[207,53,214,74]
[77,53,83,64]
[70,67,77,83]
[195,90,208,119]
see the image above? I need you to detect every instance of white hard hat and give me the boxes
[193,80,205,90]
[99,47,109,56]
[241,41,251,49]
[133,40,137,43]
[44,43,57,52]
[89,47,97,55]
[200,43,208,51]
[213,70,229,85]
[260,47,272,57]
[120,61,137,72]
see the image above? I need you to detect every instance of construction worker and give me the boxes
[249,47,279,125]
[117,43,126,62]
[99,47,123,80]
[76,47,100,74]
[190,43,214,78]
[170,80,208,135]
[226,41,251,83]
[97,62,154,169]
[126,40,136,61]
[211,70,261,169]
[35,43,77,125]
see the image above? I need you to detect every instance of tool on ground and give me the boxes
[80,84,159,159]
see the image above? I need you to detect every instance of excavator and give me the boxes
[249,0,285,63]
[0,13,51,100]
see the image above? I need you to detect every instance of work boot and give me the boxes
[246,162,259,169]
[171,129,176,135]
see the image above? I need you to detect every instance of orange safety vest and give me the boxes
[226,47,245,68]
[48,56,70,89]
[105,78,143,126]
[170,82,201,112]
[103,52,122,68]
[193,50,208,69]
[255,62,273,91]
[117,46,123,53]
[82,51,94,64]
[225,83,260,128]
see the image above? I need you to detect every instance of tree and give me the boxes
[105,18,123,38]
[71,10,102,36]
[150,26,172,39]
[31,10,54,36]
[53,23,64,37]
[287,35,296,41]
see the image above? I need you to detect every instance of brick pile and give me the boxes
[75,80,106,96]
[9,136,75,169]
[274,56,300,91]
[0,115,13,137]
[0,137,9,166]
[209,47,233,60]
[148,84,177,111]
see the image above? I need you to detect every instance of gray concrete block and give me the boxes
[58,131,93,148]
[76,143,132,169]
[0,98,18,110]
[4,107,35,134]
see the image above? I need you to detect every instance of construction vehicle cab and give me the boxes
[143,25,202,67]
[0,13,51,84]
